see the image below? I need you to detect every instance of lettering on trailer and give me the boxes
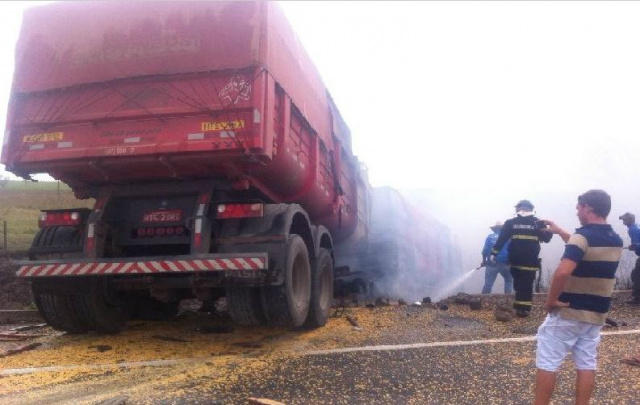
[70,35,200,68]
[201,120,245,132]
[212,141,246,149]
[22,132,64,143]
[105,146,136,156]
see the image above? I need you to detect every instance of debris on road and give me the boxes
[453,292,471,305]
[0,342,41,358]
[89,345,113,352]
[494,306,515,322]
[469,299,482,310]
[197,324,235,334]
[346,315,359,328]
[0,332,47,341]
[331,306,348,318]
[9,323,47,332]
[604,317,627,327]
[0,291,637,405]
[0,335,29,341]
[248,398,287,405]
[233,342,263,349]
[375,298,390,307]
[92,395,130,405]
[152,335,190,343]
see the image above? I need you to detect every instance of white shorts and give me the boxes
[536,312,602,372]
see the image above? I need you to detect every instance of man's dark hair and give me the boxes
[578,189,611,218]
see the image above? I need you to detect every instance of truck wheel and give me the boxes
[226,286,266,326]
[32,287,88,334]
[305,248,333,328]
[71,279,129,334]
[261,234,311,327]
[133,296,179,321]
[29,226,83,260]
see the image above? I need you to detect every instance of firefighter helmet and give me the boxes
[515,199,534,211]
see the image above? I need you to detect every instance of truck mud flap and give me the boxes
[15,253,268,278]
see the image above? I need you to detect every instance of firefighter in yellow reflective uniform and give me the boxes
[492,200,553,317]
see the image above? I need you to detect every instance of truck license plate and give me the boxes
[142,210,182,223]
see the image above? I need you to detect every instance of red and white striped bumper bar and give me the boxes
[16,253,268,277]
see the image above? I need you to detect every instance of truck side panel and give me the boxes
[11,1,262,94]
[3,0,365,245]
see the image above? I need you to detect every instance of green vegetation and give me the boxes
[0,181,93,252]
[1,179,72,191]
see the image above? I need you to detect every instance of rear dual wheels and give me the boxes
[305,248,333,327]
[226,235,333,328]
[32,279,128,334]
[33,288,89,334]
[261,235,312,327]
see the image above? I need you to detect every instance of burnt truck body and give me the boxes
[2,1,456,333]
[354,188,462,300]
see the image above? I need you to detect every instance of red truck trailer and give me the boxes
[2,1,372,333]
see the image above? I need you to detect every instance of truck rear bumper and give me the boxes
[16,253,268,278]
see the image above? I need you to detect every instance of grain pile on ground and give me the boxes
[0,292,638,405]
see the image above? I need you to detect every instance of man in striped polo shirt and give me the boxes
[533,189,622,405]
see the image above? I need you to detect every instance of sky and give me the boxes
[278,1,640,287]
[1,1,639,290]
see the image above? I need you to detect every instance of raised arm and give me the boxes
[540,219,571,243]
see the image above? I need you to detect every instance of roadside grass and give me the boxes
[1,179,71,191]
[0,181,93,252]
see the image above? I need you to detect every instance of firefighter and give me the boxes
[492,200,552,317]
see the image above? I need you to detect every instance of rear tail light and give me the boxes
[216,203,264,219]
[38,211,84,228]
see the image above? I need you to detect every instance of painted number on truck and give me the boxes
[201,120,245,132]
[23,132,64,143]
[105,147,135,156]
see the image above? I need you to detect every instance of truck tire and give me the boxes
[226,286,266,326]
[32,288,89,334]
[305,248,333,328]
[69,279,129,334]
[261,234,311,327]
[133,296,179,321]
[29,226,83,260]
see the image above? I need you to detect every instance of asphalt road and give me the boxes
[1,295,639,405]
